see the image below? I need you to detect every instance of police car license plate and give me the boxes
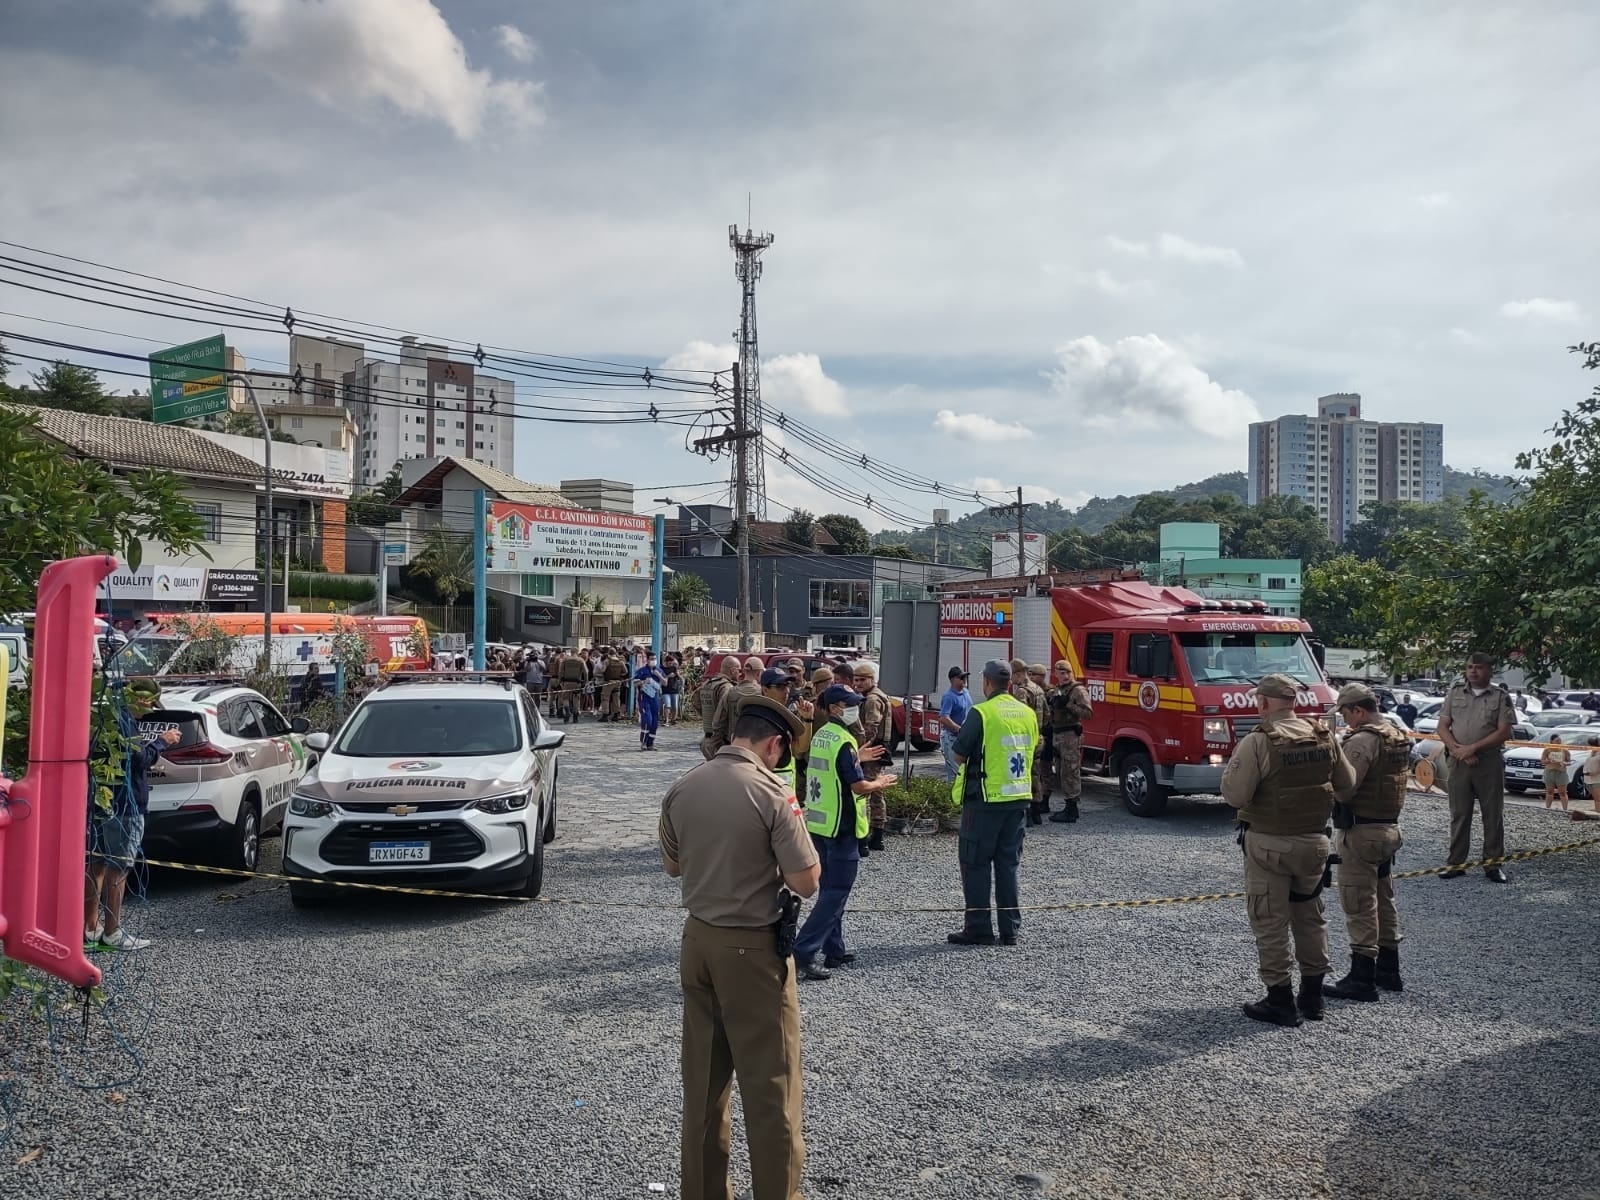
[369,841,430,864]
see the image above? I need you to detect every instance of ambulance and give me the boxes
[108,612,431,680]
[938,572,1336,816]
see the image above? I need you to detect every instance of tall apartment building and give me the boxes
[1247,394,1443,542]
[343,336,517,488]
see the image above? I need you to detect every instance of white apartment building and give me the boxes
[343,336,516,489]
[1247,394,1443,542]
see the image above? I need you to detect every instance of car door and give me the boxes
[521,692,552,812]
[248,696,302,828]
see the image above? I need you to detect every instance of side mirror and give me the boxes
[304,732,330,752]
[290,716,311,734]
[534,729,566,751]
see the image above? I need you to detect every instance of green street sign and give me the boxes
[150,334,227,424]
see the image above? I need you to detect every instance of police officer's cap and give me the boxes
[1008,657,1028,674]
[810,666,834,686]
[983,659,1012,684]
[1053,659,1073,673]
[1336,682,1378,708]
[1256,674,1301,700]
[743,656,765,673]
[821,684,864,708]
[1029,663,1047,675]
[739,695,805,740]
[759,667,790,687]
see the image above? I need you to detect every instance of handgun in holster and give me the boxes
[774,887,802,961]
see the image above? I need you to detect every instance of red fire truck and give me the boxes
[938,574,1336,816]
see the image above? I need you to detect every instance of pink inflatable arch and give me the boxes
[0,554,115,988]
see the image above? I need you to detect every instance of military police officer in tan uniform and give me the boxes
[852,660,894,852]
[698,655,740,760]
[712,656,766,753]
[1046,660,1094,824]
[1436,652,1516,882]
[1325,683,1408,1001]
[660,697,820,1200]
[1221,674,1355,1026]
[1008,658,1047,825]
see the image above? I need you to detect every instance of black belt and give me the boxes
[1353,815,1398,826]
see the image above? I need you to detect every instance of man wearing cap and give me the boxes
[1436,651,1516,882]
[698,655,741,760]
[1026,664,1053,825]
[660,696,820,1200]
[1325,683,1409,1002]
[1046,660,1095,824]
[794,684,897,980]
[757,667,815,798]
[601,649,631,722]
[948,660,1039,946]
[939,667,973,783]
[712,656,767,754]
[1221,673,1355,1026]
[555,647,588,725]
[852,660,894,852]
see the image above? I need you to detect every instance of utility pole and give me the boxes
[729,216,774,520]
[693,362,760,652]
[988,487,1038,579]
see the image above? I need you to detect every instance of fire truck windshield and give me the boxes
[1177,632,1320,686]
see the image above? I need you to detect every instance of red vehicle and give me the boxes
[940,577,1335,816]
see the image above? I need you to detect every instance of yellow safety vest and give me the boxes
[773,751,796,798]
[805,721,866,839]
[953,692,1039,805]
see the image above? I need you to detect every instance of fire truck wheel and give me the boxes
[1118,749,1169,818]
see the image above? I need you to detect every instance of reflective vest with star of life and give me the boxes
[804,721,868,839]
[953,692,1039,804]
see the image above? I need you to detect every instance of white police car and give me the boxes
[282,675,563,907]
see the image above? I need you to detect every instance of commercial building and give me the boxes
[1140,522,1301,617]
[1247,393,1443,542]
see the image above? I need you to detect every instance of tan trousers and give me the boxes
[1335,823,1402,958]
[1243,830,1330,987]
[700,734,723,761]
[679,917,805,1200]
[1053,730,1084,799]
[1446,750,1505,870]
[602,679,627,717]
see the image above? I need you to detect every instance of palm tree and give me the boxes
[411,527,475,631]
[663,571,712,613]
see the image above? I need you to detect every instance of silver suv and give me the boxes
[282,675,563,906]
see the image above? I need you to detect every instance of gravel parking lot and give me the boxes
[5,719,1598,1199]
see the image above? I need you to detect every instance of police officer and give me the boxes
[1027,663,1051,824]
[1436,651,1516,882]
[601,649,630,721]
[794,684,897,979]
[1008,658,1046,826]
[1047,660,1094,824]
[948,660,1039,946]
[758,667,815,797]
[1325,683,1408,1001]
[712,656,766,752]
[698,655,740,760]
[852,660,894,852]
[1221,674,1355,1026]
[659,697,820,1200]
[555,648,588,725]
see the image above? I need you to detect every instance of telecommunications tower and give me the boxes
[729,218,774,519]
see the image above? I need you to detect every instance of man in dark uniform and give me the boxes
[948,660,1039,947]
[1221,673,1354,1026]
[1437,652,1516,881]
[1047,660,1095,824]
[1325,683,1408,1001]
[660,697,820,1200]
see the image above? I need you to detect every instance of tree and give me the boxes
[663,571,713,613]
[347,464,405,528]
[816,513,871,555]
[409,527,475,626]
[1300,554,1398,650]
[24,361,116,415]
[873,543,918,559]
[1343,499,1470,568]
[782,509,816,548]
[0,336,13,401]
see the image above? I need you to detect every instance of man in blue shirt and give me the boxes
[634,652,666,751]
[938,667,973,783]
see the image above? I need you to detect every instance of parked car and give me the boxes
[1504,726,1600,798]
[1524,708,1599,732]
[140,683,313,872]
[282,675,563,906]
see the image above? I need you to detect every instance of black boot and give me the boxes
[867,828,885,852]
[1297,975,1325,1021]
[1049,797,1078,823]
[1026,803,1043,826]
[1243,983,1303,1027]
[1374,946,1403,993]
[1325,953,1379,1001]
[858,838,871,858]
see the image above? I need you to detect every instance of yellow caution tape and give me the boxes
[125,832,1600,915]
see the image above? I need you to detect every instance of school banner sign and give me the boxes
[486,503,654,578]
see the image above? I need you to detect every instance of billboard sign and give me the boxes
[939,597,1014,640]
[487,503,654,578]
[203,569,262,604]
[150,334,227,424]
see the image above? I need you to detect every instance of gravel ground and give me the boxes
[4,718,1598,1199]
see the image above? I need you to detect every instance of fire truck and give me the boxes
[938,570,1336,816]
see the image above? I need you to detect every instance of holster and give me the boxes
[1332,802,1355,831]
[773,888,801,962]
[1235,820,1249,849]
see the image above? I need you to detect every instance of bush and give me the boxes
[287,573,377,604]
[882,774,958,820]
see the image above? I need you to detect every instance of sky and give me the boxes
[1,0,1596,532]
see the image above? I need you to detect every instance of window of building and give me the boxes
[1084,632,1114,671]
[290,416,304,429]
[1266,577,1288,590]
[519,573,555,597]
[416,434,426,443]
[809,579,871,619]
[192,501,222,543]
[474,423,484,431]
[455,438,465,448]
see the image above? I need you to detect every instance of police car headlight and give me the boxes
[473,791,530,814]
[290,793,334,819]
[1202,718,1230,742]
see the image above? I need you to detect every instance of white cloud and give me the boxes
[150,0,212,15]
[933,410,1033,443]
[660,341,846,415]
[156,0,543,140]
[1500,298,1581,324]
[1085,268,1146,297]
[496,24,537,63]
[1415,191,1452,207]
[1106,235,1151,258]
[970,477,1088,509]
[1157,233,1245,268]
[1047,334,1260,437]
[1449,327,1488,347]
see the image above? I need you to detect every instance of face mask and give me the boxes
[840,706,861,726]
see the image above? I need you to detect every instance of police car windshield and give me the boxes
[334,698,522,757]
[107,635,184,677]
[1178,633,1319,686]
